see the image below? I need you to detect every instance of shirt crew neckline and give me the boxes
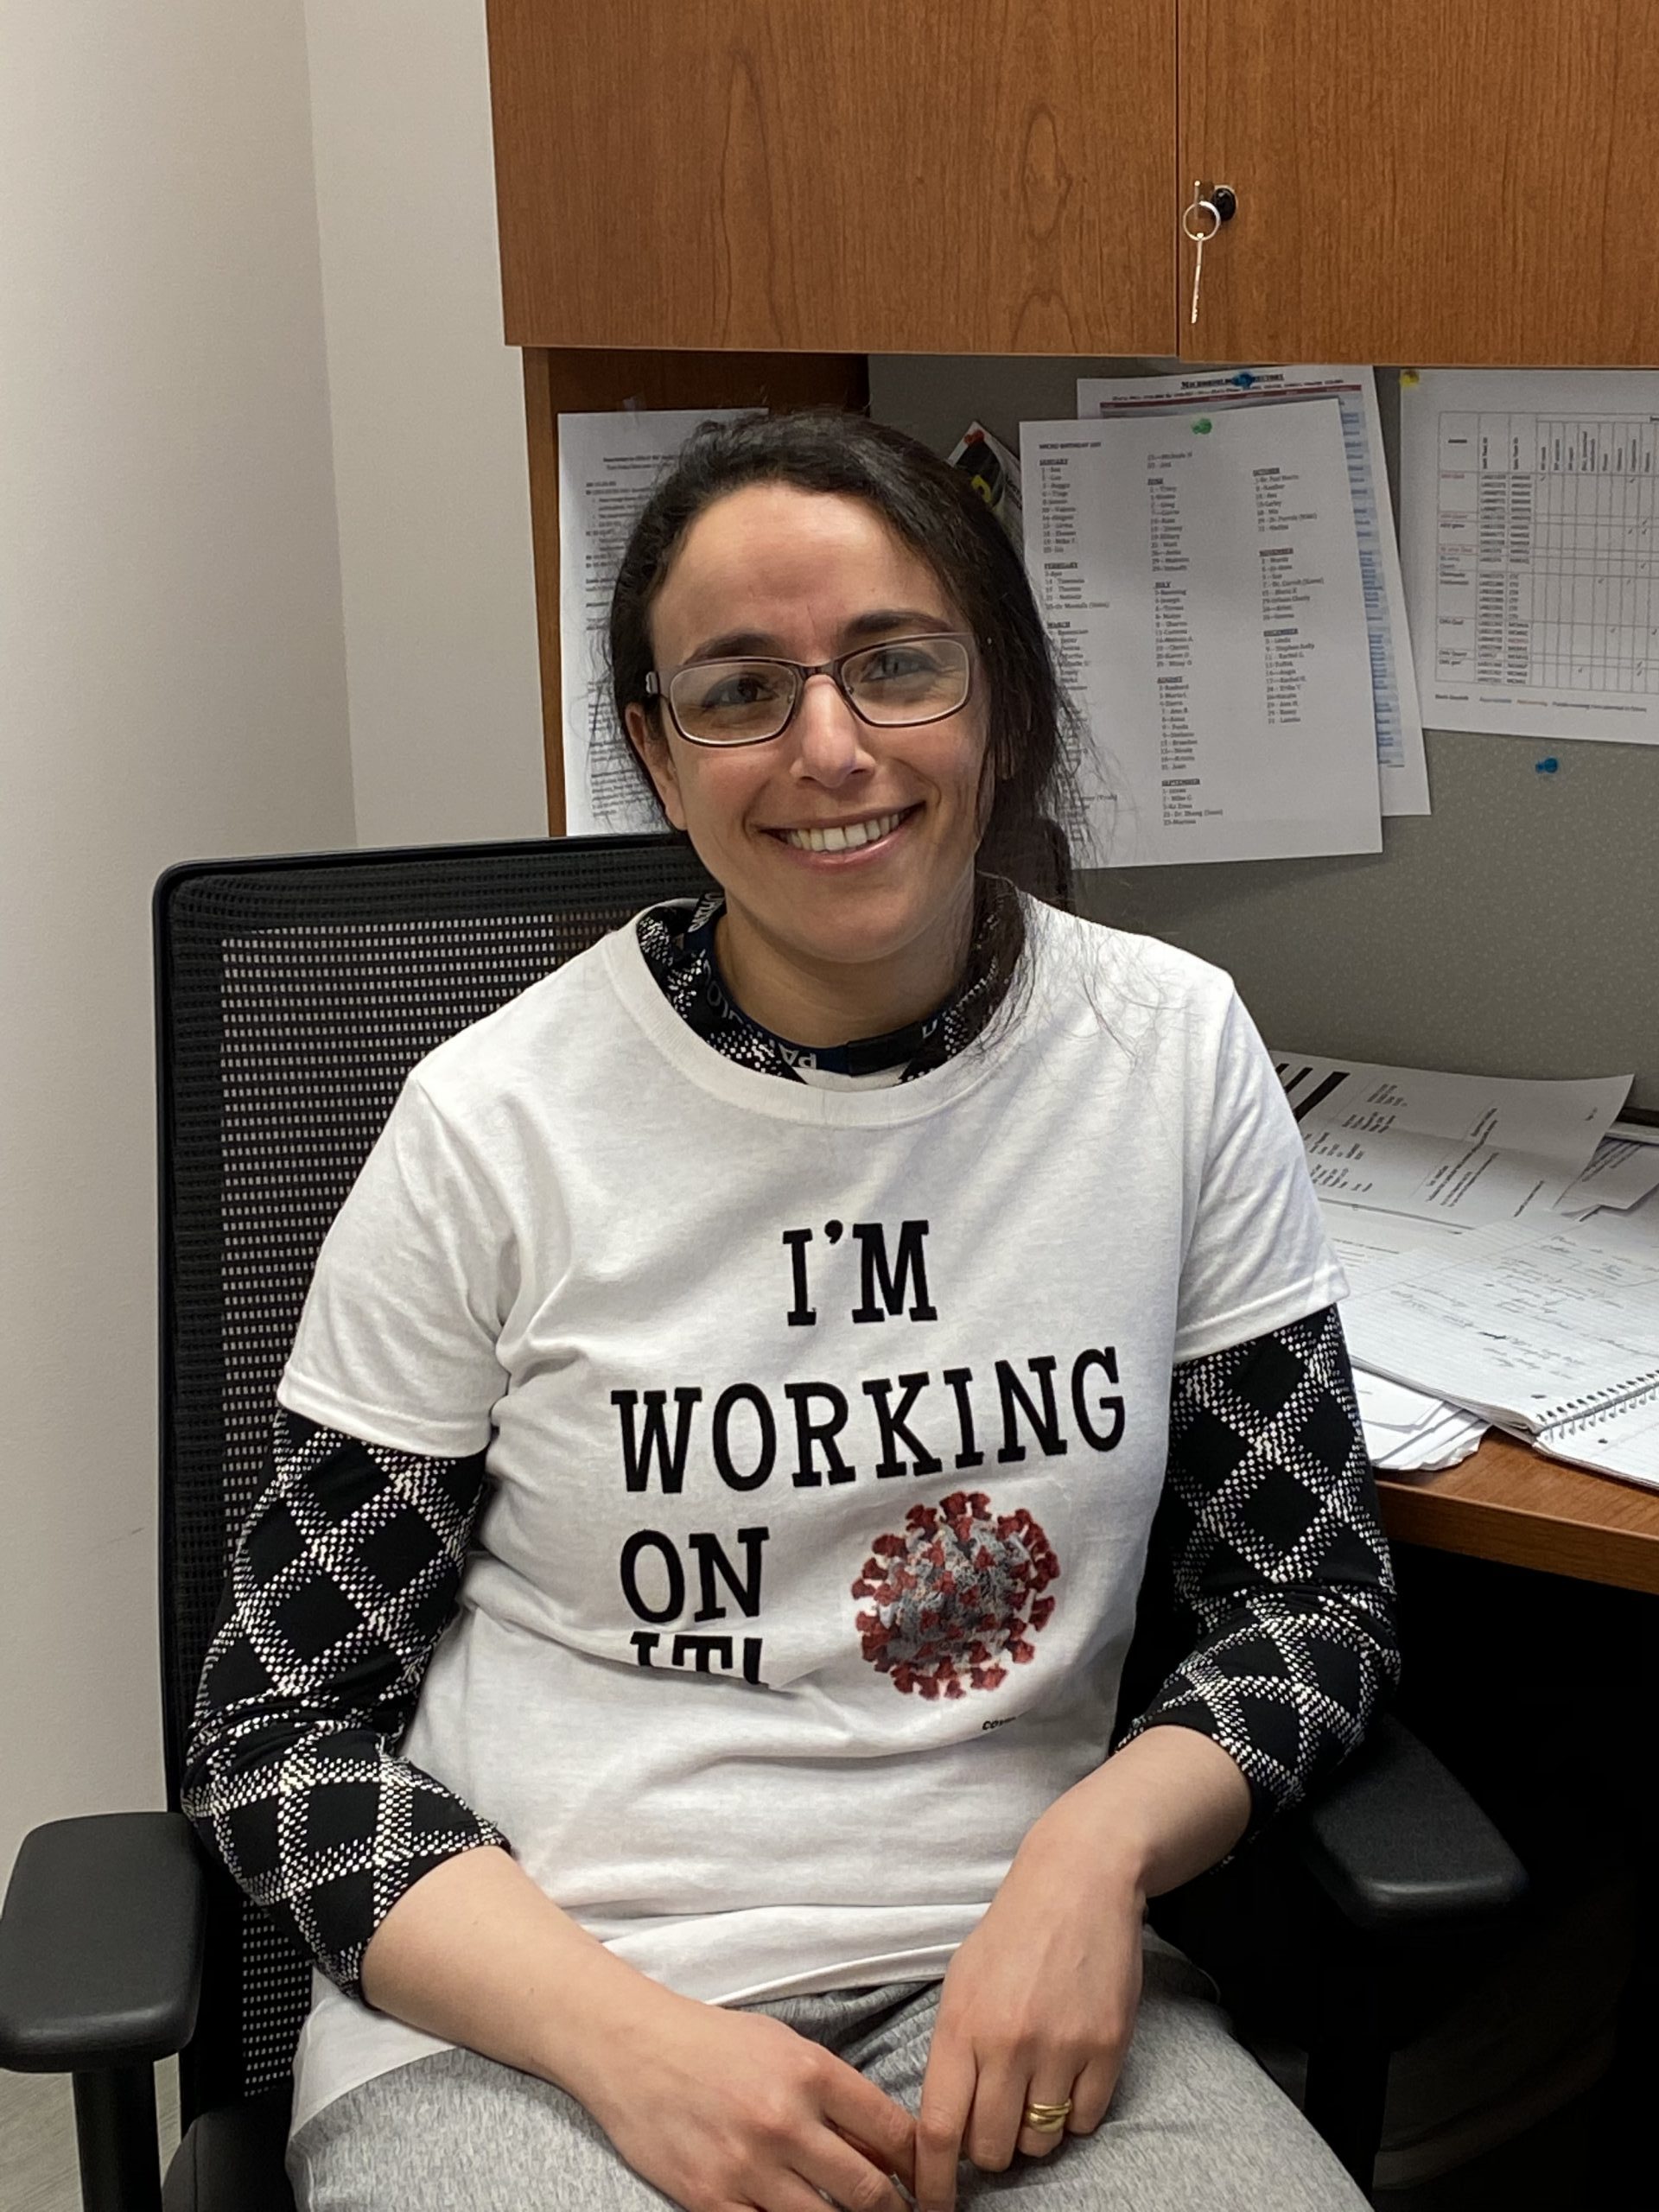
[601,899,1048,1127]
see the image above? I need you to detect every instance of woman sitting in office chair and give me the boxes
[186,410,1395,2212]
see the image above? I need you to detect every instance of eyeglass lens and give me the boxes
[668,636,970,743]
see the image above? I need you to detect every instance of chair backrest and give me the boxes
[155,827,1073,2119]
[157,834,714,2113]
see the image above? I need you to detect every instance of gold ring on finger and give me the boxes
[1023,2099,1072,2133]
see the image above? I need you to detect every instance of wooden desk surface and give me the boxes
[1376,1432,1659,1596]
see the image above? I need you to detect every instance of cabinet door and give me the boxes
[486,0,1176,354]
[1180,0,1659,365]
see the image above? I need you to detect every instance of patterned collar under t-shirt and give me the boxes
[635,885,1005,1087]
[270,891,1350,2132]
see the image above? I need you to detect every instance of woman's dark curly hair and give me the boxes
[607,409,1082,1016]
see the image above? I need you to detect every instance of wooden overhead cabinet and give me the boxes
[1178,0,1659,365]
[485,0,1179,355]
[486,0,1659,827]
[489,1,1659,369]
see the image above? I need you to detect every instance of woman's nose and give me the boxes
[791,671,874,783]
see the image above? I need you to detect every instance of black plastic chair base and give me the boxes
[162,2088,296,2212]
[73,2066,162,2212]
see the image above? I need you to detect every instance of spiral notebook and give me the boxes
[1339,1221,1659,1488]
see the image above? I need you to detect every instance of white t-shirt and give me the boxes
[281,899,1344,2134]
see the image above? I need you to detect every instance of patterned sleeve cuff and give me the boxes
[183,1410,501,1994]
[1119,1585,1400,1833]
[1117,1306,1401,1834]
[185,1723,511,1999]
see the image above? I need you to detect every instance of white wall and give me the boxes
[0,1,355,1882]
[302,1,547,848]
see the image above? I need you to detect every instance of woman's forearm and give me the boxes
[359,1842,671,2104]
[1014,1723,1252,1902]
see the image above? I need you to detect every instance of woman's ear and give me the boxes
[624,702,687,831]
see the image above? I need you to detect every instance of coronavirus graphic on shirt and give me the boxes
[851,1491,1060,1699]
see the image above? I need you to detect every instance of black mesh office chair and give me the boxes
[0,833,1525,2212]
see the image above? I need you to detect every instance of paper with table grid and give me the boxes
[1400,368,1659,747]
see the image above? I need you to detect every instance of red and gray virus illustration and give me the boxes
[851,1491,1059,1699]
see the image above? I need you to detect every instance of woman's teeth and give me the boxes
[781,809,907,854]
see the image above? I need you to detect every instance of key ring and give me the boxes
[1182,194,1223,245]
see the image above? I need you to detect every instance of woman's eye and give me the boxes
[699,670,780,710]
[863,647,938,683]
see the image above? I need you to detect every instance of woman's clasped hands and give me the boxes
[579,1987,918,2212]
[577,1820,1145,2212]
[910,1816,1147,2212]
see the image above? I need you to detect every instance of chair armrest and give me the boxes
[1293,1715,1528,1934]
[0,1812,205,2071]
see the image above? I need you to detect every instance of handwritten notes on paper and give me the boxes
[1338,1217,1659,1487]
[1020,401,1382,868]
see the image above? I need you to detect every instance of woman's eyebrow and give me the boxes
[681,608,952,663]
[842,607,953,642]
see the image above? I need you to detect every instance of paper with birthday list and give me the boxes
[1020,401,1382,868]
[1077,366,1430,817]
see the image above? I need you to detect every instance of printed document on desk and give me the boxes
[1020,402,1382,867]
[1274,1051,1630,1224]
[1554,1129,1659,1217]
[1400,370,1659,747]
[1338,1218,1659,1487]
[1561,1180,1659,1258]
[1077,366,1428,815]
[558,409,745,833]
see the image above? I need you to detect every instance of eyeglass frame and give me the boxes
[642,631,979,748]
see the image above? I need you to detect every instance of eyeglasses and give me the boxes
[645,632,976,747]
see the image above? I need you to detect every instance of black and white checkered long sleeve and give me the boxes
[1118,1301,1400,1829]
[183,1308,1395,1996]
[181,1410,508,1999]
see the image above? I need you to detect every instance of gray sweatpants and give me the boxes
[288,1934,1368,2210]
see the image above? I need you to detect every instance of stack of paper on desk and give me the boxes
[1338,1217,1659,1489]
[1351,1370,1490,1473]
[1313,1203,1491,1471]
[1294,1065,1654,1484]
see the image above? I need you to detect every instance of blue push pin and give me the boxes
[1535,756,1559,774]
[1230,371,1258,388]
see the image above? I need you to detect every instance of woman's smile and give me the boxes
[765,803,922,860]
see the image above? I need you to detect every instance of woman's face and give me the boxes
[625,483,989,1000]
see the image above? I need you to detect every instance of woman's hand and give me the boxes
[362,1846,914,2212]
[575,1981,918,2212]
[911,1831,1147,2210]
[912,1725,1253,2212]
